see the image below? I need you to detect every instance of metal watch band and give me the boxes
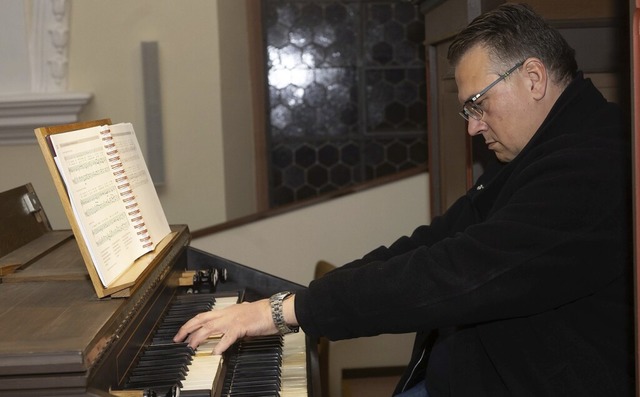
[269,291,299,335]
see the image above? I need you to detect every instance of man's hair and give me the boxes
[447,3,577,85]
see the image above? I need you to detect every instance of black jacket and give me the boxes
[294,73,634,396]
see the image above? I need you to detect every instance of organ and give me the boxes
[0,183,320,397]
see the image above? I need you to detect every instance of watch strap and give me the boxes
[269,291,299,335]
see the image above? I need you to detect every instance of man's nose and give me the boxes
[466,117,485,136]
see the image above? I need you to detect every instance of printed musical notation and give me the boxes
[48,123,170,287]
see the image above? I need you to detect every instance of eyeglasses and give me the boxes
[459,60,525,121]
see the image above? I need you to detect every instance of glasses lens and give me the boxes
[465,104,482,121]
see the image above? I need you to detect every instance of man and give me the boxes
[175,4,634,396]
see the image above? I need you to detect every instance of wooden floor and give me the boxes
[342,374,402,397]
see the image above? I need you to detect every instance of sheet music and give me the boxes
[49,123,170,287]
[109,123,171,250]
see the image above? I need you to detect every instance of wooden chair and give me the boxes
[314,260,337,397]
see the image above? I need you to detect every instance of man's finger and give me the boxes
[212,331,238,355]
[174,312,217,343]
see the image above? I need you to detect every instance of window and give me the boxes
[263,0,428,207]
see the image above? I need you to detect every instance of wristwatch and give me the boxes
[269,291,299,334]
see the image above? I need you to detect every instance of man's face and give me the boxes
[455,46,537,163]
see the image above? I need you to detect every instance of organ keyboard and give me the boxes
[0,184,320,397]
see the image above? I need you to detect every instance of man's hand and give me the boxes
[173,299,276,354]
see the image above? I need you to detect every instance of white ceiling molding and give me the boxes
[0,92,92,145]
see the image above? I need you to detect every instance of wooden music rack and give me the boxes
[34,119,179,299]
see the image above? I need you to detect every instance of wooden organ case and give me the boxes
[0,184,320,397]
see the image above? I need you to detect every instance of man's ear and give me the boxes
[523,58,547,100]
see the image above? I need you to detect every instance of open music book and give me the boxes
[42,122,171,291]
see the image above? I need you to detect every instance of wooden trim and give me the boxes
[632,2,640,393]
[191,166,427,238]
[246,0,270,212]
[426,44,441,218]
[549,17,622,29]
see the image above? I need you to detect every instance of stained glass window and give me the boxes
[264,0,427,207]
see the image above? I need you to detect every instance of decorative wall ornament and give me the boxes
[0,0,91,145]
[31,0,70,92]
